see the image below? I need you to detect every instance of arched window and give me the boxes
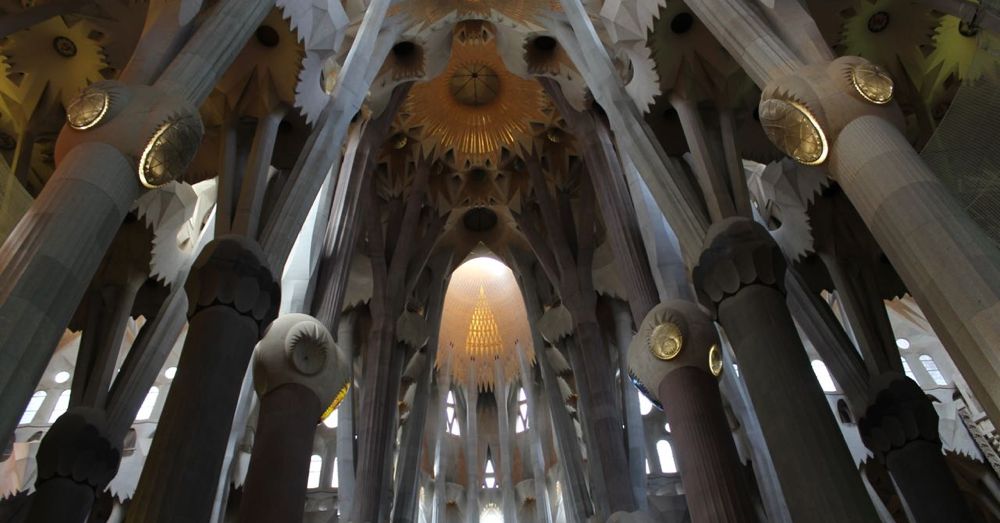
[901,357,916,380]
[330,458,339,488]
[307,454,322,488]
[811,360,837,392]
[445,390,461,436]
[515,387,529,433]
[136,386,159,421]
[49,390,71,423]
[323,409,339,429]
[656,440,677,474]
[919,355,948,386]
[645,459,650,474]
[19,391,46,425]
[483,454,497,488]
[122,429,138,457]
[637,390,653,416]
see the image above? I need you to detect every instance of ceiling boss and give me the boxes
[400,21,549,168]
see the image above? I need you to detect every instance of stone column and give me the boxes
[516,343,554,523]
[859,373,975,523]
[493,360,518,522]
[432,352,455,523]
[26,408,120,523]
[610,300,649,511]
[465,374,481,523]
[0,0,271,443]
[693,217,879,522]
[238,314,349,523]
[336,312,358,519]
[628,301,757,523]
[128,236,279,522]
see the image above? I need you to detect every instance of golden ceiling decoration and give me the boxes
[758,97,829,166]
[436,256,534,391]
[401,23,548,168]
[850,62,894,104]
[65,87,110,130]
[649,321,683,361]
[388,0,560,26]
[708,344,723,377]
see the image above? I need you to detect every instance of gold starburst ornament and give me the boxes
[649,321,684,361]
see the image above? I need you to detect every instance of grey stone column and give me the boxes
[336,312,358,519]
[26,408,120,523]
[465,372,481,523]
[516,343,554,523]
[629,301,758,523]
[610,300,649,510]
[493,360,518,523]
[859,373,975,523]
[432,352,455,523]
[693,218,879,523]
[128,236,279,522]
[239,314,347,523]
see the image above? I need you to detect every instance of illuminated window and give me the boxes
[656,440,677,474]
[481,503,503,523]
[637,390,653,416]
[54,371,71,384]
[483,454,497,488]
[901,358,916,380]
[645,459,650,474]
[136,386,159,421]
[19,391,46,425]
[331,458,339,488]
[919,355,948,386]
[164,366,177,380]
[515,387,529,433]
[446,390,461,436]
[308,455,322,488]
[49,390,71,423]
[896,338,910,349]
[811,360,837,392]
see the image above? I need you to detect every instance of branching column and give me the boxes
[693,218,878,522]
[239,314,349,523]
[128,236,279,522]
[628,301,757,523]
[0,0,273,443]
[493,361,517,522]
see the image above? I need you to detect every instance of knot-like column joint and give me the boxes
[758,56,903,167]
[184,235,280,332]
[56,81,204,188]
[253,313,350,418]
[859,372,941,460]
[628,299,722,400]
[693,217,786,317]
[35,407,121,492]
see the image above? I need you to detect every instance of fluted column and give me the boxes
[465,370,481,523]
[128,236,279,522]
[26,408,120,523]
[432,352,455,523]
[859,373,975,522]
[493,360,518,523]
[693,218,879,522]
[238,314,349,523]
[610,300,648,511]
[336,312,358,518]
[628,301,757,523]
[516,342,554,523]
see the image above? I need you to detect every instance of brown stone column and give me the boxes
[238,313,348,523]
[629,300,757,523]
[26,408,121,523]
[859,373,975,523]
[693,218,879,523]
[128,236,279,523]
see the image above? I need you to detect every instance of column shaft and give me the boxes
[660,367,758,523]
[886,441,974,522]
[238,384,321,523]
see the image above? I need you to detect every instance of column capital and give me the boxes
[859,372,941,460]
[184,235,280,331]
[757,56,903,168]
[35,407,121,492]
[628,299,723,402]
[55,81,204,189]
[253,313,350,418]
[692,217,786,317]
